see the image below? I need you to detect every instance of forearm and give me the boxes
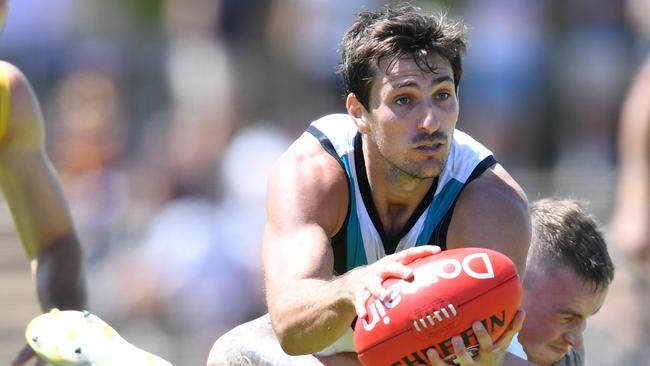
[35,232,87,311]
[268,275,357,355]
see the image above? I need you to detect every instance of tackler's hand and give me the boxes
[424,310,525,366]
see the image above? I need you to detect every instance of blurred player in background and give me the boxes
[208,4,532,366]
[607,1,650,361]
[519,198,614,366]
[0,1,177,365]
[610,54,650,269]
[0,1,86,364]
[607,2,650,362]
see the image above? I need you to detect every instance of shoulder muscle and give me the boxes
[262,132,349,281]
[447,163,531,274]
[266,132,349,238]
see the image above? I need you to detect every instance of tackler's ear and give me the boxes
[346,93,370,133]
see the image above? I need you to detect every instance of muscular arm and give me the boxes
[263,133,436,355]
[446,163,531,276]
[0,61,86,311]
[263,133,357,355]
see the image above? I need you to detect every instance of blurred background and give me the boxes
[0,0,648,365]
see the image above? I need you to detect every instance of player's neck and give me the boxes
[361,138,436,237]
[366,160,435,204]
[368,173,435,238]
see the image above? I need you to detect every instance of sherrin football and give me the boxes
[353,247,522,366]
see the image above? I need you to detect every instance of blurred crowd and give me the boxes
[1,0,648,365]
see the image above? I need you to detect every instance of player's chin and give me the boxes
[408,160,444,179]
[417,166,443,179]
[535,357,564,366]
[534,346,568,366]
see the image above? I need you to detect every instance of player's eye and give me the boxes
[560,316,575,324]
[435,91,451,101]
[395,96,411,105]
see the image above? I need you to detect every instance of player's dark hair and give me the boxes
[529,198,615,292]
[337,4,467,110]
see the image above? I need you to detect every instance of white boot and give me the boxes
[25,308,173,366]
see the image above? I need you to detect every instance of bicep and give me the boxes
[262,135,348,296]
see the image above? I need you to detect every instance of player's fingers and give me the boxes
[473,321,495,363]
[509,309,525,332]
[382,262,414,280]
[424,348,447,366]
[394,245,441,264]
[495,309,525,350]
[354,289,371,319]
[370,260,414,300]
[364,276,389,302]
[474,321,492,350]
[450,336,475,365]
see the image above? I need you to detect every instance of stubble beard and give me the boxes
[369,131,449,185]
[383,151,448,184]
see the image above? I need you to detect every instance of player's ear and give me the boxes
[347,93,370,133]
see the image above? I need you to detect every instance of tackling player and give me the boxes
[0,1,86,364]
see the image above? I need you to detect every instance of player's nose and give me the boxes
[563,330,583,349]
[419,103,440,134]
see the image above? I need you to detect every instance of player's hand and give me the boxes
[423,310,525,366]
[11,344,47,366]
[350,245,441,319]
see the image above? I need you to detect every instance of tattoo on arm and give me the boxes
[220,330,308,366]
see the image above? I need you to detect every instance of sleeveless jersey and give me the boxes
[308,113,501,356]
[0,63,11,141]
[307,113,497,275]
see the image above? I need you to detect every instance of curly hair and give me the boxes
[338,4,467,110]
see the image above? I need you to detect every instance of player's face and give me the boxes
[361,53,458,179]
[519,265,607,366]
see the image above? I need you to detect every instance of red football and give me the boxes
[353,247,522,366]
